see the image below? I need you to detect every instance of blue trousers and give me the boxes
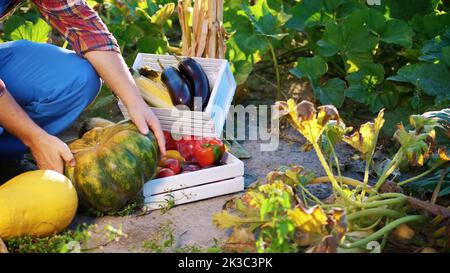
[0,40,101,159]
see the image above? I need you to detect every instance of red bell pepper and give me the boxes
[194,138,225,167]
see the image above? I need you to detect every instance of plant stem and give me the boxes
[360,157,371,200]
[298,184,324,206]
[350,216,383,231]
[327,135,343,187]
[267,38,281,100]
[374,149,403,191]
[347,208,404,221]
[431,167,448,204]
[309,176,377,194]
[397,163,445,186]
[340,215,426,249]
[312,142,405,208]
[364,192,406,202]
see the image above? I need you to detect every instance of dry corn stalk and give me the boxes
[178,0,227,59]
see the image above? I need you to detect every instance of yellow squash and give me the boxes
[0,170,78,239]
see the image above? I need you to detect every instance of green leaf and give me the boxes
[285,0,345,31]
[380,19,414,48]
[317,14,378,64]
[3,15,26,39]
[394,123,433,166]
[388,63,450,101]
[409,13,450,39]
[346,64,391,112]
[120,23,145,45]
[137,36,168,54]
[150,3,175,26]
[226,13,269,55]
[419,30,450,67]
[10,19,51,43]
[289,56,328,84]
[346,7,386,34]
[241,0,290,40]
[384,0,436,21]
[315,78,346,108]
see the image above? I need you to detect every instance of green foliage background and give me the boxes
[0,0,449,135]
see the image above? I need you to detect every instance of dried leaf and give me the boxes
[394,123,434,166]
[276,99,342,144]
[213,211,263,230]
[305,235,339,253]
[343,110,384,158]
[223,228,257,253]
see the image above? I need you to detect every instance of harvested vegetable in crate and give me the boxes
[131,69,175,109]
[174,55,211,110]
[157,59,193,109]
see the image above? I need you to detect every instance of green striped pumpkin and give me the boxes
[65,120,159,213]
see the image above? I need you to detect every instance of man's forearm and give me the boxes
[0,85,46,147]
[84,51,145,109]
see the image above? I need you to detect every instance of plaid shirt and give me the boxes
[1,0,120,56]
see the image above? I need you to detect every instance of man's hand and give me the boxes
[28,133,75,174]
[127,100,166,155]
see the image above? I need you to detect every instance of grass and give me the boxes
[4,223,128,253]
[5,224,91,253]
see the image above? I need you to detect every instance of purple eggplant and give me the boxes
[174,56,211,111]
[157,59,193,109]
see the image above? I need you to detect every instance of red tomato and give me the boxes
[161,158,182,174]
[194,138,225,167]
[157,168,176,178]
[176,139,196,162]
[163,131,177,150]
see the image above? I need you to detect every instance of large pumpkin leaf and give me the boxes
[10,18,51,43]
[289,56,328,84]
[314,78,346,108]
[419,30,450,68]
[284,0,347,31]
[317,11,378,69]
[241,0,290,40]
[409,13,450,39]
[380,19,414,48]
[290,56,344,107]
[346,8,413,48]
[382,0,437,21]
[388,63,450,101]
[345,64,399,112]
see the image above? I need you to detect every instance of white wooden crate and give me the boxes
[118,53,237,138]
[143,152,245,210]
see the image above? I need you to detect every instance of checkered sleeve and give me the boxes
[32,0,120,56]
